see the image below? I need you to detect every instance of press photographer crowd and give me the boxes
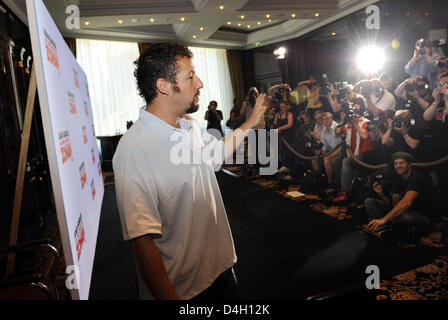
[222,38,448,243]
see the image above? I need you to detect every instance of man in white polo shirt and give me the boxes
[365,79,396,118]
[113,43,267,300]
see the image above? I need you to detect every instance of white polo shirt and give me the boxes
[113,107,237,300]
[370,90,395,112]
[321,121,341,152]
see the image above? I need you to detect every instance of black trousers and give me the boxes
[191,268,239,301]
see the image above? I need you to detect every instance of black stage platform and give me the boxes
[89,170,443,299]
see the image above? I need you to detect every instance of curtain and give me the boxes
[76,40,234,135]
[188,46,234,130]
[76,39,144,136]
[226,50,246,100]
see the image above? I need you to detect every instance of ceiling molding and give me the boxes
[245,0,380,49]
[2,0,381,50]
[2,0,28,25]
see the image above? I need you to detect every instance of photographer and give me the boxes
[356,79,395,119]
[273,100,295,176]
[288,110,319,177]
[332,105,376,202]
[365,152,439,242]
[312,112,343,189]
[395,75,433,120]
[405,39,440,88]
[381,110,423,160]
[226,97,245,130]
[204,100,224,138]
[422,73,448,190]
[268,83,291,105]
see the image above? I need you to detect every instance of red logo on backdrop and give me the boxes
[91,179,96,200]
[82,126,88,144]
[44,29,59,72]
[58,130,72,164]
[73,69,80,88]
[92,125,96,137]
[86,84,90,97]
[74,215,85,261]
[79,162,87,189]
[98,162,102,176]
[91,148,95,164]
[68,91,77,114]
[84,102,88,116]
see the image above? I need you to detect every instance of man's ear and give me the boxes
[156,78,170,96]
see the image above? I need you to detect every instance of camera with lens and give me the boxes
[319,86,330,96]
[335,81,348,91]
[274,86,291,104]
[305,140,324,151]
[372,173,387,188]
[417,39,426,55]
[392,119,415,128]
[278,86,291,94]
[365,121,377,132]
[405,82,417,92]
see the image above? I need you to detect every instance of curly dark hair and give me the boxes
[134,42,193,104]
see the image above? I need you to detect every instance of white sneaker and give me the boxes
[277,166,290,174]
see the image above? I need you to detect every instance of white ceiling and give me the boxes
[4,0,379,49]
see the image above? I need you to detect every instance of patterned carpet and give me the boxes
[222,164,448,300]
[5,168,447,300]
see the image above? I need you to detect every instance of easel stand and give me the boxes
[7,65,37,275]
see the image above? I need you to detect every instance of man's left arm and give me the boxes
[367,190,418,231]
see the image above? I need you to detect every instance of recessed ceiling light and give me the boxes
[247,25,251,29]
[199,27,204,31]
[266,14,271,18]
[84,21,90,26]
[332,32,336,36]
[118,19,123,24]
[268,19,272,22]
[237,23,242,27]
[219,5,224,10]
[240,15,245,19]
[149,18,155,23]
[227,21,232,25]
[315,13,320,17]
[291,13,296,18]
[131,18,139,23]
[257,21,261,25]
[180,17,185,21]
[192,35,197,39]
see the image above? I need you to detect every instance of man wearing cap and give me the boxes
[365,152,439,240]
